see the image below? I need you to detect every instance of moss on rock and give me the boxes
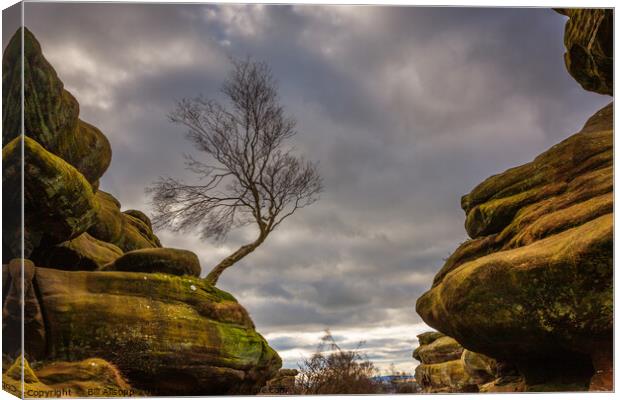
[18,267,281,394]
[2,356,137,398]
[2,28,111,186]
[88,190,161,252]
[417,103,613,392]
[3,136,99,258]
[101,247,201,277]
[32,232,123,271]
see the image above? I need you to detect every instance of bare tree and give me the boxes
[148,59,323,285]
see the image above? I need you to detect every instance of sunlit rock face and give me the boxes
[412,332,524,393]
[416,9,613,393]
[2,27,281,395]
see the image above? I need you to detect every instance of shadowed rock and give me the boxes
[2,263,281,395]
[88,190,161,252]
[2,28,111,186]
[101,247,201,277]
[32,232,123,271]
[3,137,99,258]
[556,9,613,95]
[417,103,612,391]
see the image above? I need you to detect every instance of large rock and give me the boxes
[2,137,99,259]
[5,264,281,395]
[31,232,123,271]
[101,247,201,277]
[88,190,162,252]
[413,332,523,393]
[2,28,111,186]
[416,103,613,391]
[556,9,613,95]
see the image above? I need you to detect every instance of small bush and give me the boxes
[294,330,380,394]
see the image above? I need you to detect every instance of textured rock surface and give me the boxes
[415,359,478,393]
[32,233,123,271]
[413,335,463,364]
[3,137,99,258]
[101,247,201,277]
[2,356,136,398]
[416,14,613,389]
[556,9,613,95]
[413,332,524,393]
[416,103,612,391]
[3,263,281,395]
[88,191,162,252]
[413,332,490,393]
[2,28,111,186]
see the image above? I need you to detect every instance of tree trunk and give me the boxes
[205,235,266,285]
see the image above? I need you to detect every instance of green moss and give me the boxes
[3,136,99,257]
[3,28,111,185]
[29,267,280,394]
[417,214,612,359]
[102,247,201,277]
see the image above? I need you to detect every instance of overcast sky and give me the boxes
[3,3,610,372]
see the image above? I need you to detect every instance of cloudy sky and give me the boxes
[3,2,610,372]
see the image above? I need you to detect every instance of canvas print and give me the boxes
[1,1,613,397]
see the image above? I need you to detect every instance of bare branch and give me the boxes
[148,58,323,285]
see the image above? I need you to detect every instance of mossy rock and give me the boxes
[417,104,613,391]
[32,232,123,271]
[88,190,161,252]
[2,356,137,397]
[123,209,153,230]
[12,267,281,395]
[461,103,612,240]
[414,359,478,393]
[2,136,99,258]
[414,336,463,364]
[556,9,612,95]
[2,28,111,186]
[101,247,201,277]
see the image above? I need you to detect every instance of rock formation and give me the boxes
[556,9,612,96]
[2,356,138,398]
[412,332,525,393]
[416,9,613,392]
[2,27,281,395]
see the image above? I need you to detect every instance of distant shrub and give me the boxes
[294,330,380,394]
